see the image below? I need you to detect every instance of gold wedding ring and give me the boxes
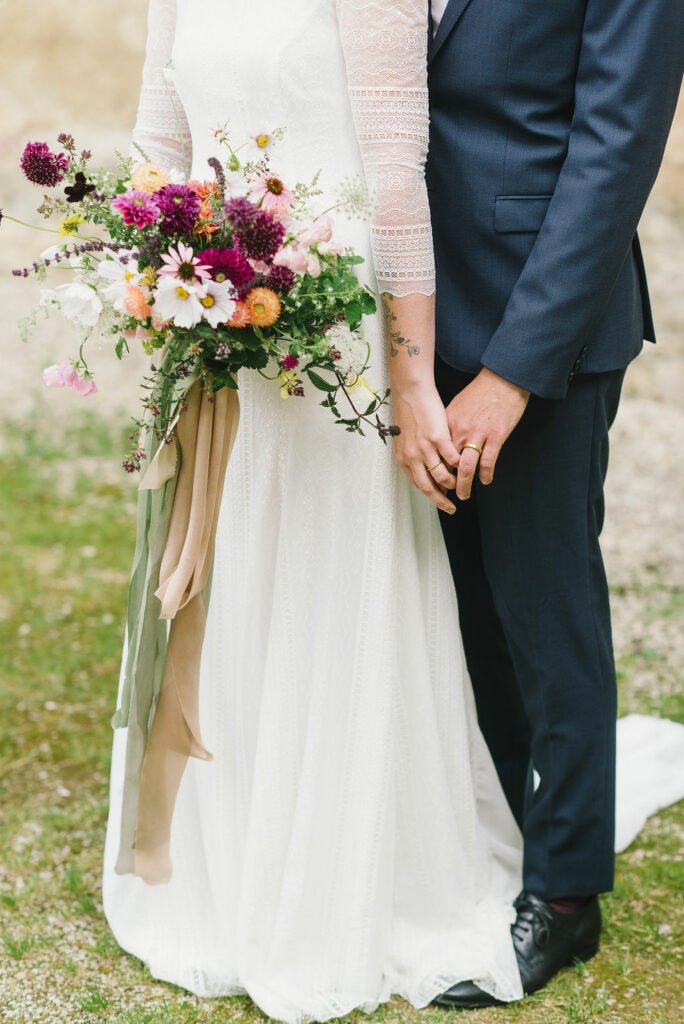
[462,443,483,456]
[427,460,443,474]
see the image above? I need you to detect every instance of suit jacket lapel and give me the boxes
[429,0,475,65]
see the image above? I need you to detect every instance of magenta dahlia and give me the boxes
[20,141,70,187]
[154,183,202,234]
[112,190,160,229]
[200,247,254,288]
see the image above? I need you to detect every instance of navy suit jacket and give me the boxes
[427,0,683,399]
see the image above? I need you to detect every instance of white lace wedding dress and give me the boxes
[102,1,526,1019]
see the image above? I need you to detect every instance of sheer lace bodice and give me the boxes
[132,0,435,297]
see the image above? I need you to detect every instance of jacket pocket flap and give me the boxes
[494,195,552,234]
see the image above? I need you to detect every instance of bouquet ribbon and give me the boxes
[111,380,240,884]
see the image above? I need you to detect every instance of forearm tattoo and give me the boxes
[382,298,421,358]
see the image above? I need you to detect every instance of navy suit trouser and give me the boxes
[436,355,625,900]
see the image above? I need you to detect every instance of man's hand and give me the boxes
[392,382,460,514]
[446,368,530,501]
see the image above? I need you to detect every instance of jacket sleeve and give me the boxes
[336,0,435,297]
[481,0,683,399]
[131,0,192,176]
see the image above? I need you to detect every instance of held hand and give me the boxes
[392,382,460,514]
[446,368,530,501]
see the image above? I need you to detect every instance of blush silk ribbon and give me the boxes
[111,380,240,884]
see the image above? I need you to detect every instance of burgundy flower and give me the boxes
[20,141,69,187]
[200,247,254,288]
[154,183,202,234]
[268,264,296,294]
[233,209,286,263]
[281,353,299,371]
[223,196,259,229]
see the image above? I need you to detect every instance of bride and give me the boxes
[103,0,526,1017]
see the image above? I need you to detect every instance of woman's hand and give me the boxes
[392,381,459,514]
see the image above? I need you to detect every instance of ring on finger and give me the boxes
[427,460,443,474]
[461,442,483,457]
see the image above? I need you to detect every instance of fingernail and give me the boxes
[446,508,457,515]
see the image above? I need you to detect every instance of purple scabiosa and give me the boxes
[154,183,202,234]
[234,209,286,263]
[223,196,259,229]
[20,141,70,187]
[268,264,296,294]
[200,247,254,288]
[112,190,161,229]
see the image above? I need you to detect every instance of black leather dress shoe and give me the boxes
[432,891,602,1010]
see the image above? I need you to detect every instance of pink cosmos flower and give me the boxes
[42,360,97,396]
[158,242,211,284]
[251,174,294,216]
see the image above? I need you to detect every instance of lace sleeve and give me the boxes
[337,0,435,297]
[131,0,192,176]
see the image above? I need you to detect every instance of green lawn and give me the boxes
[0,423,682,1024]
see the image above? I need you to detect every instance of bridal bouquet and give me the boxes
[10,129,393,474]
[7,130,393,884]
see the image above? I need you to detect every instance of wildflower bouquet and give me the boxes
[7,130,394,884]
[10,130,393,472]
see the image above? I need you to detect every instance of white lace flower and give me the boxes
[326,323,367,379]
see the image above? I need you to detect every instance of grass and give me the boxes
[0,422,682,1024]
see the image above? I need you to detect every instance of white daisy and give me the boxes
[198,280,237,328]
[153,277,205,329]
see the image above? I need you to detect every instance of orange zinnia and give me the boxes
[124,285,152,321]
[245,287,281,327]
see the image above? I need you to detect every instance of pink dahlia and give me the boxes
[154,183,202,234]
[200,247,254,288]
[112,190,160,229]
[21,141,69,187]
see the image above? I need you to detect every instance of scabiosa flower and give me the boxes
[200,247,253,288]
[21,141,69,187]
[154,183,202,234]
[281,353,299,371]
[112,190,161,229]
[267,264,296,294]
[223,196,259,229]
[158,241,211,284]
[234,209,286,263]
[245,287,281,327]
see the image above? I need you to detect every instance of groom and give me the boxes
[427,0,683,1008]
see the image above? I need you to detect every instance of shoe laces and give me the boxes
[512,892,554,949]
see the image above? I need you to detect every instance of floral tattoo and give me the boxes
[382,298,421,358]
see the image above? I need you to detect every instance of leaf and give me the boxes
[307,369,338,392]
[115,337,129,360]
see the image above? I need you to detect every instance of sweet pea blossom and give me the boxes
[299,216,334,248]
[42,360,98,396]
[43,282,103,327]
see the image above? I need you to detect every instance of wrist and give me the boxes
[479,367,530,400]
